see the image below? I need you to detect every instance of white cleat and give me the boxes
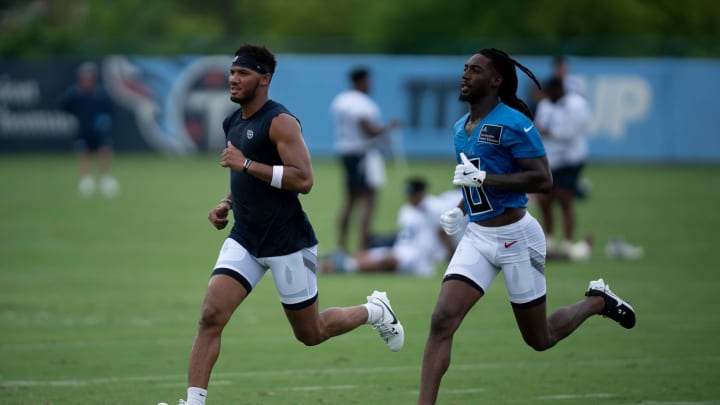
[367,290,404,351]
[568,239,592,261]
[100,175,120,198]
[605,238,644,260]
[78,176,95,198]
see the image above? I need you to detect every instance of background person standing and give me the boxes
[534,76,593,260]
[330,66,401,253]
[60,61,119,198]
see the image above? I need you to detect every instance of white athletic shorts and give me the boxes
[444,212,547,306]
[213,238,319,308]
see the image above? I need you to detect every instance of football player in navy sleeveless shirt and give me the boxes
[175,45,404,405]
[418,49,636,405]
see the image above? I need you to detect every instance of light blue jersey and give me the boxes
[453,102,546,222]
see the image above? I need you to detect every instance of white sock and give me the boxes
[186,387,207,405]
[363,302,382,324]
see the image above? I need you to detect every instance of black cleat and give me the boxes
[585,278,636,329]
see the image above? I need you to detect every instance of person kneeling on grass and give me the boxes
[322,177,463,278]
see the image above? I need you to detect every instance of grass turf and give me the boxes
[1,154,719,404]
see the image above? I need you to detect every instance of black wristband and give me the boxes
[243,158,252,173]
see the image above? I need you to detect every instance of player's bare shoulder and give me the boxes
[269,112,302,143]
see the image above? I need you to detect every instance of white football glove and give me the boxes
[439,207,469,235]
[453,152,486,187]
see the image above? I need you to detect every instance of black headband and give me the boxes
[232,55,268,74]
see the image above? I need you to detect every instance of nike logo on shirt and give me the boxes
[504,240,518,248]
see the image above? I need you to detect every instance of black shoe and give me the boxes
[585,278,636,329]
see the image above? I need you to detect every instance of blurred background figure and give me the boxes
[60,61,119,198]
[322,177,462,278]
[551,55,586,96]
[534,76,592,261]
[330,66,401,253]
[528,55,587,117]
[605,236,645,260]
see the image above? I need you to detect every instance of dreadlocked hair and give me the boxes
[479,48,541,120]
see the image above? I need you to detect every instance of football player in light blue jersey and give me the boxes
[451,96,546,223]
[418,48,636,405]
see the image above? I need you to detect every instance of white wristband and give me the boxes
[271,165,283,189]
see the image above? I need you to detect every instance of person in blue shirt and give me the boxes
[417,48,636,405]
[60,61,119,198]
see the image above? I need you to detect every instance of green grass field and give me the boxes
[2,154,720,405]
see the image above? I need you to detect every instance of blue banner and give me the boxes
[1,55,718,162]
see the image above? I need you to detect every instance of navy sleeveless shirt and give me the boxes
[222,100,318,257]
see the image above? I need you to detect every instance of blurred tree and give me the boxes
[0,0,718,56]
